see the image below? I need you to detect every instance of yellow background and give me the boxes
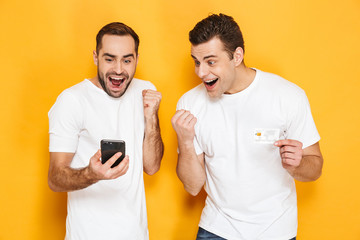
[1,0,359,239]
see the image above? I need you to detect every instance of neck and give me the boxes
[226,64,256,94]
[89,76,103,90]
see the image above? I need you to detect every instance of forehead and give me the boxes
[191,37,226,59]
[99,34,136,55]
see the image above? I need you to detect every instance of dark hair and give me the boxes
[189,13,244,59]
[96,22,139,55]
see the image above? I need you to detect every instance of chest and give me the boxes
[194,96,288,159]
[80,92,145,144]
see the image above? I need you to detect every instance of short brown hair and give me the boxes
[96,22,139,55]
[189,13,244,59]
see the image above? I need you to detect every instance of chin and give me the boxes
[109,90,126,98]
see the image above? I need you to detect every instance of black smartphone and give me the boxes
[100,139,126,168]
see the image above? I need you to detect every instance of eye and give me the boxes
[194,60,200,67]
[105,58,113,62]
[208,60,215,66]
[124,59,132,64]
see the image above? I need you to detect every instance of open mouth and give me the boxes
[204,78,218,87]
[109,76,126,87]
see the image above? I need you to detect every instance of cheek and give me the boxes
[127,64,137,74]
[210,66,223,78]
[220,65,235,80]
[102,66,113,76]
[194,68,200,77]
[97,63,106,74]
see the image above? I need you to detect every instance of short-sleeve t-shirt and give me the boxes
[49,78,155,240]
[176,69,320,240]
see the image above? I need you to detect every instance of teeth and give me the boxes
[205,78,218,83]
[110,77,124,81]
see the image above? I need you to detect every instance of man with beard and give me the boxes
[48,22,163,240]
[172,14,323,240]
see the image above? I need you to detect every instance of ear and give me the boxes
[135,54,139,67]
[233,47,244,67]
[93,50,98,66]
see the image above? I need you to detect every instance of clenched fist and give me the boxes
[142,89,162,119]
[171,110,197,144]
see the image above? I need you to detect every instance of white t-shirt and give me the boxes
[177,69,320,240]
[49,78,155,240]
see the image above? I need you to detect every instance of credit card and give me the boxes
[254,128,280,143]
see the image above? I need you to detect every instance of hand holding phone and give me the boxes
[100,139,126,168]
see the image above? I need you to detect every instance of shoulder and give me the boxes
[176,84,208,111]
[55,81,85,101]
[256,69,306,99]
[49,80,90,113]
[178,84,207,105]
[58,80,91,99]
[131,78,156,91]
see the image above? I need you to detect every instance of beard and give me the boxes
[98,71,132,98]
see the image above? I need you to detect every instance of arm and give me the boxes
[172,110,206,196]
[274,140,323,182]
[48,150,130,192]
[142,89,164,175]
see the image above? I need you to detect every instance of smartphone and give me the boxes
[100,139,126,168]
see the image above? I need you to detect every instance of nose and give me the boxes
[113,61,123,74]
[196,64,209,79]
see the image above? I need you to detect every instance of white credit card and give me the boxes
[254,128,280,143]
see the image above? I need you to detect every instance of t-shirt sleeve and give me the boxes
[286,90,320,149]
[48,90,83,153]
[144,81,156,91]
[176,96,203,155]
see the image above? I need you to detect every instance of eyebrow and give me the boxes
[123,53,135,58]
[191,54,217,60]
[103,53,116,58]
[102,53,135,58]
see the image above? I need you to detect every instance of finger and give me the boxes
[177,111,193,126]
[143,89,160,95]
[274,139,302,148]
[118,157,130,175]
[281,152,296,159]
[143,95,161,109]
[279,145,297,154]
[282,157,300,167]
[143,89,162,99]
[171,110,186,123]
[143,94,162,104]
[175,110,190,121]
[104,152,122,168]
[117,163,129,177]
[143,98,161,107]
[113,155,129,168]
[144,92,162,99]
[183,112,195,123]
[90,150,102,165]
[282,157,294,165]
[188,116,197,128]
[94,149,101,160]
[280,145,302,159]
[112,156,130,177]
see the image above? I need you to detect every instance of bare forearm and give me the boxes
[143,115,163,175]
[48,166,98,192]
[49,150,130,192]
[171,109,204,195]
[177,142,206,196]
[289,155,323,182]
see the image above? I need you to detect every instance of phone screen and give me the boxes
[100,139,126,168]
